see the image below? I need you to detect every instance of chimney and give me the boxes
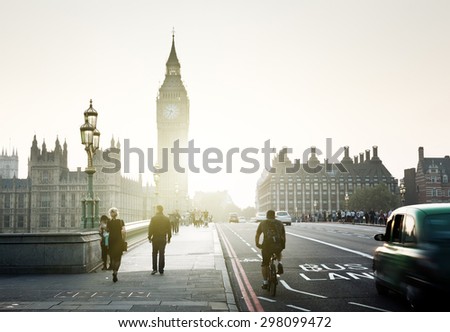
[365,149,370,162]
[359,152,364,163]
[371,145,381,162]
[354,155,358,164]
[308,146,320,167]
[341,146,353,164]
[419,147,424,161]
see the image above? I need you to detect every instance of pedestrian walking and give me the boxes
[148,205,172,275]
[107,207,126,282]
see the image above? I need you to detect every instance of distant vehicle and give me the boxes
[373,203,450,310]
[238,216,246,223]
[229,213,239,223]
[275,211,292,226]
[256,212,266,222]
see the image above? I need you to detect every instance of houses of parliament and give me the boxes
[0,33,190,233]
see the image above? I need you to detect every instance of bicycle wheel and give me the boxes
[269,262,277,296]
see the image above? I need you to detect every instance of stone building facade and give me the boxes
[0,148,18,179]
[256,145,397,218]
[0,136,151,233]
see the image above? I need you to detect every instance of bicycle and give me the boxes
[267,252,279,296]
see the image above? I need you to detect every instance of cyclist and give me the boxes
[255,209,286,289]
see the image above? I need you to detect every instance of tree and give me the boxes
[241,206,257,219]
[349,184,400,212]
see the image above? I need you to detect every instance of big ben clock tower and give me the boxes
[156,32,189,212]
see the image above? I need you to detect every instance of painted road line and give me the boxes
[348,301,391,312]
[218,225,264,312]
[286,232,373,259]
[280,280,327,298]
[286,304,311,312]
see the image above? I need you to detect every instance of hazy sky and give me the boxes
[1,0,449,208]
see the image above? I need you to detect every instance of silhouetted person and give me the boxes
[255,209,286,289]
[148,205,172,275]
[107,207,126,282]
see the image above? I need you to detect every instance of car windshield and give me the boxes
[424,213,450,242]
[277,212,288,216]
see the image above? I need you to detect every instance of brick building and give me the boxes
[404,147,450,205]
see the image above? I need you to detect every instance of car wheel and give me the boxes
[375,281,389,295]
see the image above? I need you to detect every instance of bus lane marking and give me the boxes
[279,280,327,298]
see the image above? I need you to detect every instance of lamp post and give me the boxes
[313,200,317,222]
[400,183,406,206]
[345,192,349,211]
[80,99,100,228]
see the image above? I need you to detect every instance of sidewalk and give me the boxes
[0,223,237,312]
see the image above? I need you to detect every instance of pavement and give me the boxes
[0,223,238,312]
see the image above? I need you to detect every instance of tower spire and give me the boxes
[166,28,180,76]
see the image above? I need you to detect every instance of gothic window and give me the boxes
[3,215,10,228]
[4,194,10,208]
[17,215,24,228]
[41,192,51,208]
[18,194,25,209]
[42,171,49,183]
[39,214,50,228]
[61,193,66,208]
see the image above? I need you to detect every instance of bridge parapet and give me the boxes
[124,219,149,249]
[0,219,150,274]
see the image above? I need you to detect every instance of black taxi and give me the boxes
[373,203,450,310]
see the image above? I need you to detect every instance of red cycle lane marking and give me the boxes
[217,225,264,312]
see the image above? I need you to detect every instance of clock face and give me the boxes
[163,104,179,119]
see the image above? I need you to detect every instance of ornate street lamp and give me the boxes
[80,99,100,228]
[313,200,317,222]
[400,183,406,206]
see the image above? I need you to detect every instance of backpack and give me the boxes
[263,220,284,250]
